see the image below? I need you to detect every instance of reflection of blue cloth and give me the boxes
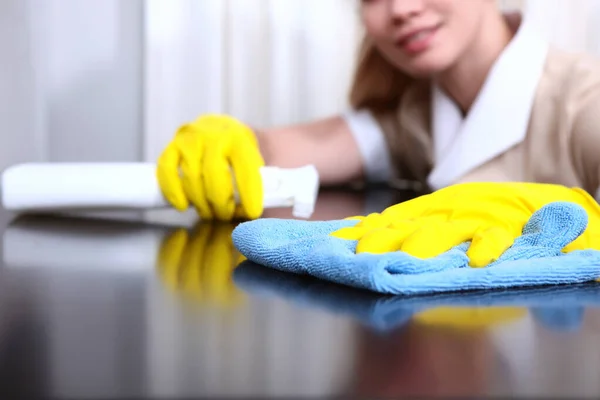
[233,202,600,295]
[530,308,585,332]
[233,261,600,332]
[233,261,414,330]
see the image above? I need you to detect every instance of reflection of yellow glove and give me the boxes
[157,114,265,221]
[413,307,528,330]
[332,182,600,267]
[156,223,246,307]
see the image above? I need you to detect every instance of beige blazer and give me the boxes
[357,16,600,198]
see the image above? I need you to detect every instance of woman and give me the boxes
[156,0,600,221]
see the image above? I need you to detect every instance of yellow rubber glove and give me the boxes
[156,222,246,307]
[157,114,265,221]
[331,182,600,267]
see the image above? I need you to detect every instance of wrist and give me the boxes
[252,127,271,165]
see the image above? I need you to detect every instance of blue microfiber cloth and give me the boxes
[232,201,600,295]
[233,260,600,332]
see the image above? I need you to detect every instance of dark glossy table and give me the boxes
[1,187,600,398]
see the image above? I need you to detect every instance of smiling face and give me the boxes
[360,0,496,77]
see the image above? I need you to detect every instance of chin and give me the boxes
[401,58,450,78]
[379,44,454,78]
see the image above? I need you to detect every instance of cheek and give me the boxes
[430,0,484,41]
[449,5,485,37]
[360,6,389,39]
[436,8,481,54]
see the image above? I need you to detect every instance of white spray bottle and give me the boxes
[1,163,320,219]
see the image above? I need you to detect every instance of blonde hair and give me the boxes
[348,34,412,112]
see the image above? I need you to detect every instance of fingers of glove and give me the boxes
[570,187,600,217]
[401,220,480,259]
[157,142,189,211]
[450,206,525,235]
[330,226,371,240]
[331,213,392,240]
[467,226,515,268]
[233,204,249,220]
[563,231,600,252]
[388,215,445,229]
[380,193,435,220]
[193,114,227,129]
[230,136,265,220]
[344,216,365,221]
[355,223,421,254]
[197,115,263,220]
[563,235,584,253]
[359,213,391,228]
[176,128,213,219]
[203,140,236,221]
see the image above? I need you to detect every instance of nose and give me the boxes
[390,0,425,22]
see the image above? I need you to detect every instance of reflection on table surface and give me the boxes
[1,187,600,398]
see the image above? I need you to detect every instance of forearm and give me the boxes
[255,116,365,186]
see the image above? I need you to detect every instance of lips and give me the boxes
[400,27,436,44]
[395,24,440,54]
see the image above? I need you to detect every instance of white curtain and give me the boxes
[524,0,600,54]
[0,0,144,172]
[3,0,600,169]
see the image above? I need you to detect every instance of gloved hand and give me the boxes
[331,182,600,267]
[156,114,265,220]
[156,222,246,307]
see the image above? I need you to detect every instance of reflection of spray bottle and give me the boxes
[3,216,246,307]
[3,216,166,272]
[1,162,320,219]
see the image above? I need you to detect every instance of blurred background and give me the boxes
[3,1,600,398]
[2,0,600,173]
